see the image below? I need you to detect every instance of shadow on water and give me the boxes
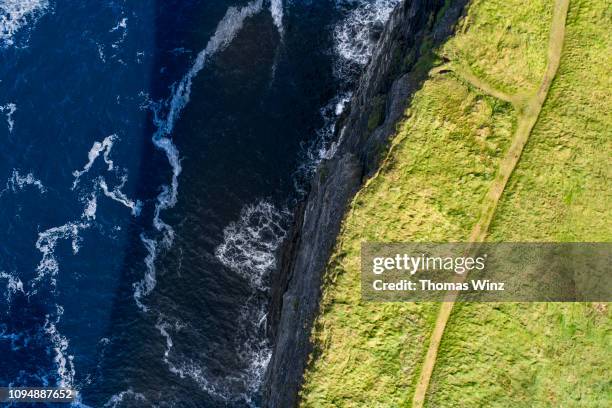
[89,1,340,407]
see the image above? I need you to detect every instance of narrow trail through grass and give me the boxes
[411,0,571,406]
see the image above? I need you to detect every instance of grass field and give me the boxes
[300,0,611,406]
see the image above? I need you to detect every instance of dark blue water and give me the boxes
[0,0,398,406]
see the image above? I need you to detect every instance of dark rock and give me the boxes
[263,1,468,406]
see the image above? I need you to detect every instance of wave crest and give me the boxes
[333,0,400,78]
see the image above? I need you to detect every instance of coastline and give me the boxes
[263,1,469,406]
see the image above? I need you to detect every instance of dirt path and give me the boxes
[412,1,570,406]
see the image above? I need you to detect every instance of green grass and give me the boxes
[427,303,611,407]
[427,0,612,406]
[300,0,611,406]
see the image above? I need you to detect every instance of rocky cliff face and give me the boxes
[263,1,468,406]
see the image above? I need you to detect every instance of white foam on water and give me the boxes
[295,0,400,189]
[154,311,267,405]
[153,310,271,406]
[155,317,174,360]
[267,0,284,83]
[44,305,75,388]
[109,17,127,32]
[314,92,351,161]
[132,234,156,312]
[154,316,228,400]
[104,389,147,408]
[0,102,16,132]
[82,192,97,220]
[0,271,24,305]
[0,0,49,48]
[294,92,351,192]
[72,134,118,189]
[149,0,264,210]
[135,50,144,64]
[167,358,229,402]
[236,299,272,399]
[97,43,106,63]
[269,0,283,37]
[333,0,400,78]
[136,0,265,311]
[1,169,46,196]
[215,200,288,291]
[98,176,142,216]
[213,200,289,402]
[109,17,128,51]
[71,135,141,219]
[23,133,142,397]
[34,221,88,287]
[23,130,141,392]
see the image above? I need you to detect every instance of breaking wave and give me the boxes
[236,298,272,400]
[210,199,288,404]
[0,0,50,48]
[211,200,288,403]
[294,92,351,191]
[149,200,288,405]
[333,0,400,79]
[154,304,271,407]
[215,200,288,291]
[204,2,401,400]
[133,8,291,402]
[295,0,400,189]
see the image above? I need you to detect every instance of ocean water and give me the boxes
[0,0,399,407]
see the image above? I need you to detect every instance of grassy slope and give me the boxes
[301,0,611,406]
[427,0,612,406]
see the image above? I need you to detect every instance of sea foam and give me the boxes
[295,0,400,186]
[0,102,16,132]
[43,306,75,388]
[34,221,88,287]
[0,271,24,305]
[98,176,142,216]
[333,0,400,78]
[133,234,157,312]
[103,388,147,408]
[1,169,46,196]
[269,0,283,37]
[72,134,117,189]
[0,0,49,48]
[136,0,265,311]
[215,200,287,291]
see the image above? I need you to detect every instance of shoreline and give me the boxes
[263,1,469,406]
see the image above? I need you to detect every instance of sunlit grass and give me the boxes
[300,0,611,406]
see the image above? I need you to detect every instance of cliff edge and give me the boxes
[263,1,468,406]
